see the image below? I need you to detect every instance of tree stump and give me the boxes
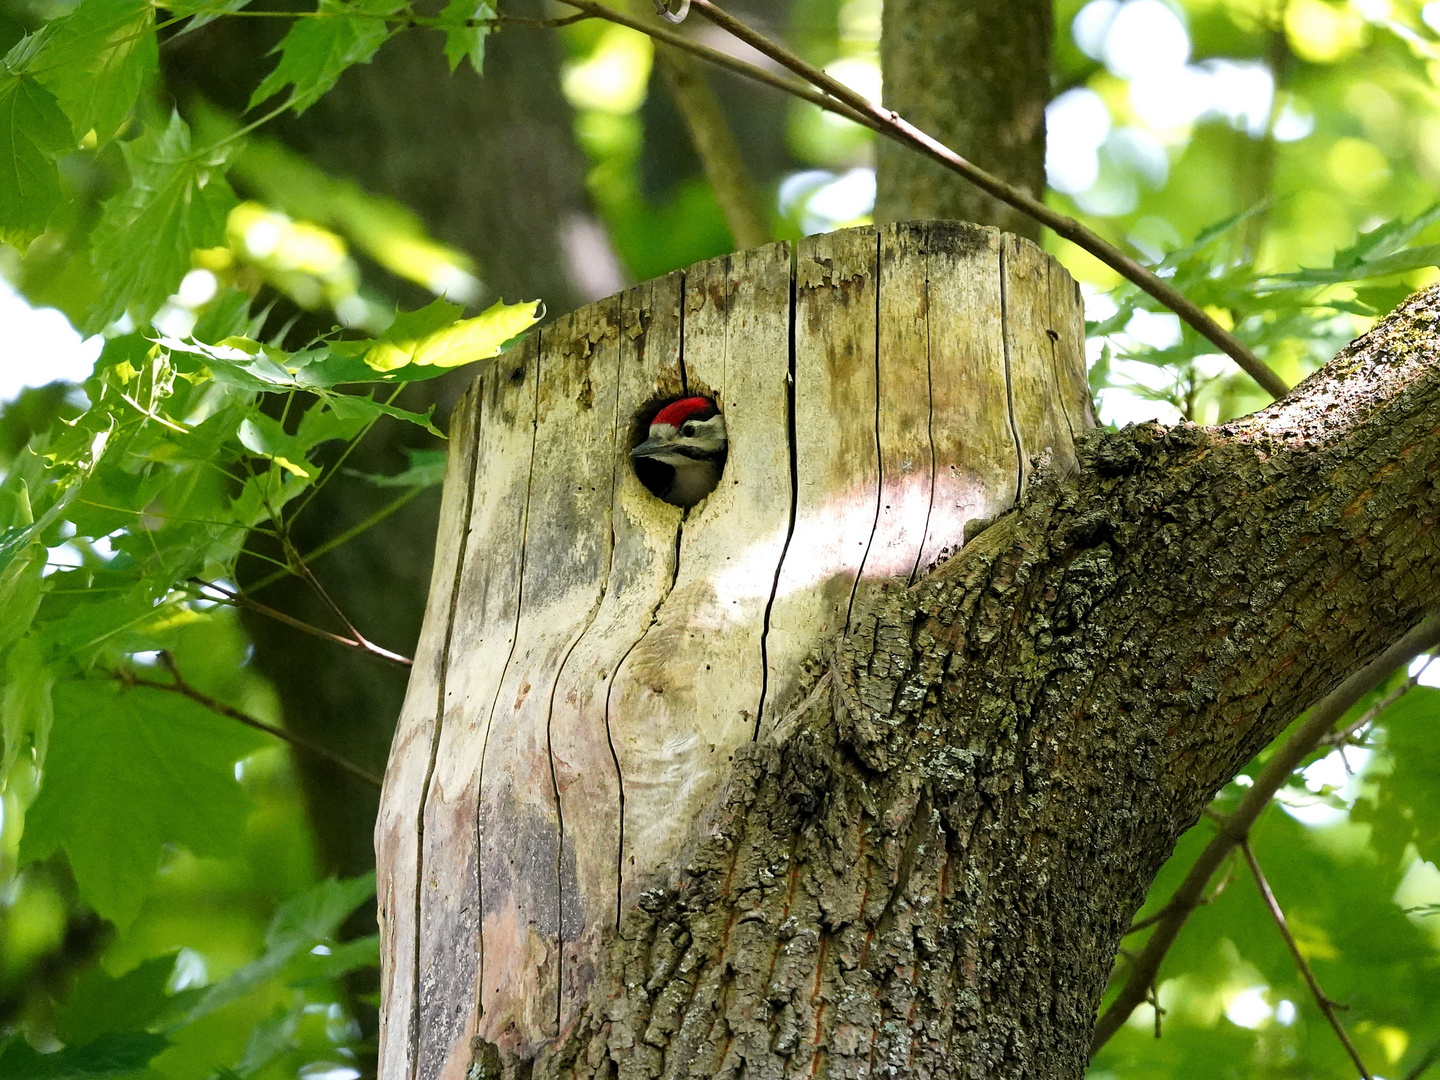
[375,221,1092,1080]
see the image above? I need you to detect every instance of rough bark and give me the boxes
[874,0,1051,240]
[504,285,1440,1080]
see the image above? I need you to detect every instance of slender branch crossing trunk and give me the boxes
[874,0,1052,239]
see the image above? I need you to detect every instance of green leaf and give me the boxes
[286,933,380,984]
[19,678,267,926]
[28,0,158,143]
[437,0,494,73]
[365,297,541,372]
[54,955,177,1045]
[0,50,74,244]
[1354,685,1440,865]
[1,638,55,785]
[237,412,319,478]
[1270,244,1440,288]
[172,874,375,1026]
[160,0,254,32]
[0,1032,169,1079]
[0,541,46,651]
[87,112,236,333]
[325,391,442,436]
[249,0,405,115]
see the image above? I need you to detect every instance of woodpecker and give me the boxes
[631,396,727,508]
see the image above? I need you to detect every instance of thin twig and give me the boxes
[1241,840,1372,1079]
[1325,653,1433,747]
[630,0,769,249]
[189,578,413,668]
[115,657,383,789]
[1404,1038,1440,1080]
[1091,611,1440,1054]
[559,0,1288,399]
[557,0,875,124]
[244,484,427,594]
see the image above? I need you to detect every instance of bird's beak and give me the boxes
[631,437,668,459]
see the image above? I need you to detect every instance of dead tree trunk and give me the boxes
[378,221,1440,1080]
[376,221,1091,1080]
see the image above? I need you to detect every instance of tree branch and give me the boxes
[1242,839,1373,1079]
[557,0,1288,399]
[115,656,384,789]
[1091,610,1440,1052]
[189,578,413,668]
[1404,1039,1440,1080]
[652,48,770,249]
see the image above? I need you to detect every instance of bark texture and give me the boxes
[874,0,1051,240]
[502,285,1440,1080]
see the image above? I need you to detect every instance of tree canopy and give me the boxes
[3,0,1440,1076]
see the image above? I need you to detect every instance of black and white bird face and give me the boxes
[631,397,727,508]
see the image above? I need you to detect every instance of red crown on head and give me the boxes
[653,396,717,428]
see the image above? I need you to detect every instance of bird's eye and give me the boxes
[681,422,697,437]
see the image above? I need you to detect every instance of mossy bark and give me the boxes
[483,286,1440,1080]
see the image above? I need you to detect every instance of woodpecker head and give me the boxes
[631,396,727,508]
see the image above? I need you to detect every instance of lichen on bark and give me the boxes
[513,284,1440,1080]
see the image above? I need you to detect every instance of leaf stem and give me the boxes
[116,656,383,788]
[1241,839,1372,1080]
[244,484,427,593]
[188,578,413,667]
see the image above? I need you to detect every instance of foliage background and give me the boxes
[4,0,1440,1076]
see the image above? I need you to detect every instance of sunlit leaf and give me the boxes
[364,297,541,371]
[437,0,494,73]
[0,40,74,243]
[28,0,157,143]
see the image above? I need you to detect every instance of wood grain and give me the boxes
[375,223,1094,1080]
[916,222,1018,575]
[374,380,481,1080]
[1003,233,1084,493]
[606,242,792,909]
[415,340,538,1080]
[866,223,939,583]
[759,227,880,728]
[474,303,624,1063]
[548,273,686,1036]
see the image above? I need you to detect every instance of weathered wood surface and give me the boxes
[375,221,1094,1080]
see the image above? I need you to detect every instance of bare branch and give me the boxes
[652,48,770,249]
[1325,654,1433,747]
[189,578,413,668]
[555,0,1287,398]
[1092,611,1440,1054]
[1404,1039,1440,1080]
[116,657,383,789]
[1241,840,1373,1080]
